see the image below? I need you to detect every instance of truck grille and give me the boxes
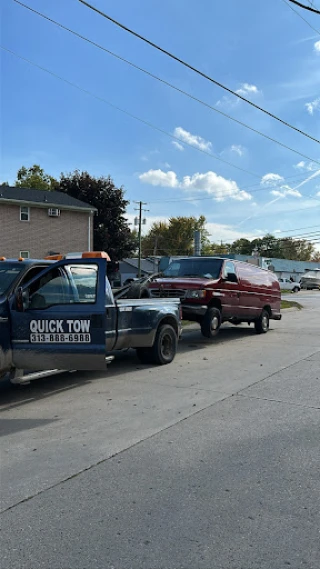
[150,288,186,299]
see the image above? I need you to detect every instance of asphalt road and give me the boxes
[1,292,320,568]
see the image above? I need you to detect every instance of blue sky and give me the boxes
[1,0,320,249]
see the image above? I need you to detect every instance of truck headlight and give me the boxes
[185,289,206,299]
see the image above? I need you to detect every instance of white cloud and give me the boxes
[206,223,262,244]
[173,127,212,152]
[236,83,260,97]
[181,172,251,201]
[139,169,179,187]
[216,83,261,107]
[260,173,284,186]
[316,190,320,196]
[295,160,319,172]
[271,186,302,198]
[171,141,184,152]
[230,144,245,157]
[261,172,303,198]
[314,41,320,53]
[139,169,251,201]
[305,97,320,115]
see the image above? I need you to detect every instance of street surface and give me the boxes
[1,290,320,568]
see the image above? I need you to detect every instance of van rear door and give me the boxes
[8,259,109,371]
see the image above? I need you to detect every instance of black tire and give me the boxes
[255,309,269,334]
[201,307,221,338]
[292,286,299,293]
[151,324,177,365]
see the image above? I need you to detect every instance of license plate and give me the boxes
[30,333,91,343]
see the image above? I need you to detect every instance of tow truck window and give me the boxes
[28,268,75,309]
[163,258,223,279]
[69,265,98,303]
[0,265,24,296]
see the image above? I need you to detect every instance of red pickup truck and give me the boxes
[148,257,281,338]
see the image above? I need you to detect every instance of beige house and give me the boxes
[0,186,97,259]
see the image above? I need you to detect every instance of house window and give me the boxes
[20,206,30,222]
[20,251,30,259]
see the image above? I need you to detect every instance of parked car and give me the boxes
[300,270,320,290]
[148,257,281,338]
[278,278,300,293]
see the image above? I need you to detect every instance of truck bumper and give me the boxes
[182,303,208,320]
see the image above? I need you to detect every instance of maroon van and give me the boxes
[148,257,281,338]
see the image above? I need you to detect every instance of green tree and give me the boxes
[229,238,253,255]
[15,164,59,190]
[0,181,9,187]
[202,242,230,255]
[58,170,136,260]
[141,216,210,257]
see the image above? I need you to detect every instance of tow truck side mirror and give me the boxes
[16,287,30,312]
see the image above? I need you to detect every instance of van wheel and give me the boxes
[201,308,221,338]
[292,286,299,293]
[255,309,269,334]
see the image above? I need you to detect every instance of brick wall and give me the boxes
[0,204,94,258]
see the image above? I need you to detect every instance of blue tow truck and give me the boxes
[0,255,181,385]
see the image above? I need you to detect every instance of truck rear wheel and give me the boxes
[255,309,269,334]
[151,324,177,365]
[137,324,177,365]
[201,307,221,338]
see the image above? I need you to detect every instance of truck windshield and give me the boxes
[162,258,223,279]
[0,264,24,296]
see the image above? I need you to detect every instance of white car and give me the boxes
[278,278,300,293]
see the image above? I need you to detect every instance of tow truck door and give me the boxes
[9,259,110,371]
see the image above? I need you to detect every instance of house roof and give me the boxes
[0,186,97,212]
[121,258,158,274]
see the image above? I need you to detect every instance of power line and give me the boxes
[281,0,320,33]
[288,0,320,14]
[12,1,320,166]
[4,45,319,212]
[0,46,261,179]
[77,0,320,145]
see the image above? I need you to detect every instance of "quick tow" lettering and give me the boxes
[30,320,91,334]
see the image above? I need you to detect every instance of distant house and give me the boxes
[119,258,159,285]
[259,257,320,281]
[0,186,97,259]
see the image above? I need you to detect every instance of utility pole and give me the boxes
[134,201,149,277]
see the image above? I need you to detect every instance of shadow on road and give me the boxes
[0,323,268,410]
[0,417,59,437]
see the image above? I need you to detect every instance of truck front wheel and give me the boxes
[201,307,221,338]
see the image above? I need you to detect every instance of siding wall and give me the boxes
[0,204,93,258]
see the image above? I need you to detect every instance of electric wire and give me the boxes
[12,1,320,165]
[77,0,320,144]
